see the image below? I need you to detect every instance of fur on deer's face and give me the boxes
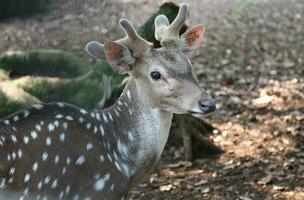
[86,4,216,117]
[132,34,209,115]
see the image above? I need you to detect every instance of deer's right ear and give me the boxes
[180,24,205,57]
[86,41,106,59]
[104,41,135,74]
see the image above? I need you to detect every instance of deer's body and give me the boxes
[0,79,172,199]
[0,4,216,200]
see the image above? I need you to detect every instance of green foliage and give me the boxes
[0,50,89,78]
[234,0,252,15]
[0,0,49,19]
[0,49,124,117]
[0,82,40,117]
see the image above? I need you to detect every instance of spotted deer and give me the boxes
[0,4,215,200]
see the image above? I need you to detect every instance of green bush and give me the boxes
[0,0,48,19]
[0,50,89,78]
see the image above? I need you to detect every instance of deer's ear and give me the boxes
[86,41,106,59]
[180,24,205,57]
[104,41,135,74]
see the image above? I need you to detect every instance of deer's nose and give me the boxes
[198,98,216,114]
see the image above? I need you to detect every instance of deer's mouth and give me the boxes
[188,110,214,118]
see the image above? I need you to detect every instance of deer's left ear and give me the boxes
[180,24,205,57]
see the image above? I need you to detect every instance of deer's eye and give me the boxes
[150,71,161,80]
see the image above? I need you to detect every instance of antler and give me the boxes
[117,18,153,57]
[154,3,188,44]
[86,18,152,59]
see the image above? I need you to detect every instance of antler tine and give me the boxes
[167,3,188,36]
[119,18,139,40]
[117,18,152,57]
[154,4,188,43]
[154,15,169,41]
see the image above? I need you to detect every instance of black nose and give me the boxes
[198,98,216,113]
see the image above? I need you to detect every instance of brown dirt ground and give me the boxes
[0,0,303,199]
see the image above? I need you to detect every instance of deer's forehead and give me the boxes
[148,48,192,74]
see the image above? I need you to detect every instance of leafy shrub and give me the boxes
[0,0,49,19]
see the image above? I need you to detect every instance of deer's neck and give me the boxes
[99,78,172,186]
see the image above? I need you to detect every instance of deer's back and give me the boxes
[0,103,129,200]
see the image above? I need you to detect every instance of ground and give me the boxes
[0,0,303,199]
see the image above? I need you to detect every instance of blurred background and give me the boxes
[0,0,303,199]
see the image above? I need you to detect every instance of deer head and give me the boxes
[86,4,216,117]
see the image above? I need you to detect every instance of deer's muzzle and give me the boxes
[198,98,216,114]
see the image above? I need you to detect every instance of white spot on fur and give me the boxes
[96,113,101,121]
[11,151,16,160]
[9,167,15,175]
[59,191,64,199]
[108,113,113,121]
[11,135,17,143]
[117,139,128,158]
[42,152,48,161]
[0,179,5,189]
[63,122,68,129]
[66,157,71,165]
[114,109,120,117]
[80,109,88,114]
[94,126,98,133]
[32,162,38,172]
[110,184,114,191]
[79,117,84,123]
[75,155,85,165]
[23,136,29,144]
[65,185,71,194]
[90,112,96,118]
[54,120,59,127]
[33,104,44,109]
[35,124,42,132]
[99,125,105,136]
[54,155,60,164]
[24,173,30,183]
[99,155,105,162]
[102,113,108,123]
[94,173,110,191]
[126,90,132,100]
[37,181,43,190]
[59,133,65,142]
[86,143,93,151]
[48,123,55,132]
[107,154,113,162]
[86,123,91,129]
[18,149,23,158]
[23,110,30,118]
[13,115,19,121]
[51,179,58,188]
[65,116,73,121]
[44,176,51,184]
[62,167,67,175]
[127,131,135,141]
[46,137,52,146]
[55,114,63,119]
[31,131,38,140]
[128,109,133,115]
